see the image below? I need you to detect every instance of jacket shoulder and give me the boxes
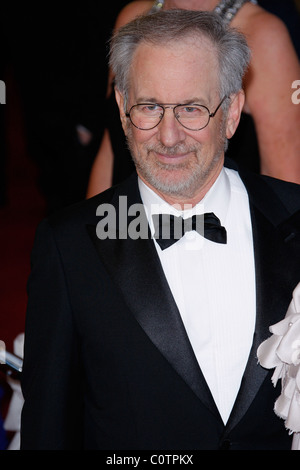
[46,186,118,231]
[260,175,300,214]
[43,172,139,234]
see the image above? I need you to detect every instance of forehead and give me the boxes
[129,37,219,103]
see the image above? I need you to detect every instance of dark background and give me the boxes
[0,0,299,450]
[0,1,130,449]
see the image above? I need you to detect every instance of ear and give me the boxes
[225,90,245,139]
[114,87,128,134]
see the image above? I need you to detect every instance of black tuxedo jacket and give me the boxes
[21,163,300,450]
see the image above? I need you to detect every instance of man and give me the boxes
[21,10,300,450]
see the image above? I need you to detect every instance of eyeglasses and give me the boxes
[125,96,228,131]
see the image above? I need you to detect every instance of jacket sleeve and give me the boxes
[20,219,84,449]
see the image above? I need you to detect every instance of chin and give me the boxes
[146,166,201,199]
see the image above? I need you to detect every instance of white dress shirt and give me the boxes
[139,168,256,423]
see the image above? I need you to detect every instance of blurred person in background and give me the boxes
[87,0,300,198]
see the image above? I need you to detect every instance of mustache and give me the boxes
[146,143,199,155]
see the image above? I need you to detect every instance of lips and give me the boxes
[154,151,191,164]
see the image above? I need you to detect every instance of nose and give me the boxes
[157,107,186,147]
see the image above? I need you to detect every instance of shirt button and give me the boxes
[220,439,231,450]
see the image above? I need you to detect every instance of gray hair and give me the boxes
[109,9,251,102]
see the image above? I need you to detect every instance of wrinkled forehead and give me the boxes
[128,35,220,103]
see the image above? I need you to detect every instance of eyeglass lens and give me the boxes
[129,104,210,131]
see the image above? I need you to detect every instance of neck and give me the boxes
[163,0,220,10]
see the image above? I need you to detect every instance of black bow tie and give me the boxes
[152,212,227,250]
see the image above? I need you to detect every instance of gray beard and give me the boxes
[136,151,222,199]
[126,126,228,200]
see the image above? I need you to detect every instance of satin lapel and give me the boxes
[87,175,220,418]
[226,172,300,433]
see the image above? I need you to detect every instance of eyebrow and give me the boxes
[136,97,208,105]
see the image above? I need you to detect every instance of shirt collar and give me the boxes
[138,168,231,233]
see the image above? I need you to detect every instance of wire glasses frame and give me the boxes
[125,96,228,131]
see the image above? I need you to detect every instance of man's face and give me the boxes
[116,37,243,204]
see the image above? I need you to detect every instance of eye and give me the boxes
[139,104,162,115]
[180,105,206,116]
[183,106,198,113]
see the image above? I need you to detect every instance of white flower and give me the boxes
[257,283,300,449]
[291,340,300,366]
